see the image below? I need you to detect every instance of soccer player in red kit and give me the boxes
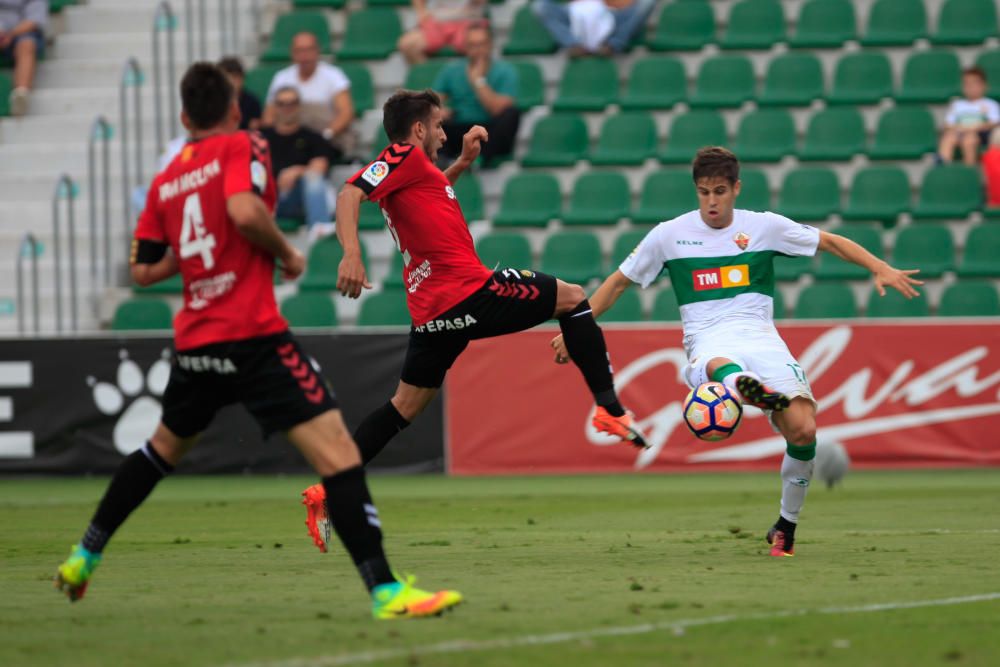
[55,64,461,620]
[301,89,645,549]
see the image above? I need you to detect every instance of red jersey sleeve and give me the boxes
[347,143,421,202]
[134,180,166,242]
[223,131,276,207]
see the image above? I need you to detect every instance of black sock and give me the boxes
[558,300,624,417]
[81,442,174,553]
[775,515,797,534]
[353,401,410,466]
[322,466,395,592]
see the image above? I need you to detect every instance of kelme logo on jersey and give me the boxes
[692,264,750,291]
[361,161,389,187]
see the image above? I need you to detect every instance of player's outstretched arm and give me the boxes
[335,183,372,298]
[227,192,305,279]
[443,125,488,185]
[817,230,923,298]
[551,270,634,364]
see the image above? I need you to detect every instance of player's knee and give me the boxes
[785,420,816,447]
[556,282,586,314]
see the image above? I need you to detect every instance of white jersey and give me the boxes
[619,209,820,345]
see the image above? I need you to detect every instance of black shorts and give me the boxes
[401,268,558,388]
[161,331,338,438]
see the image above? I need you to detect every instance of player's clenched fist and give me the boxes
[279,248,306,281]
[550,334,570,364]
[337,253,372,298]
[461,126,489,164]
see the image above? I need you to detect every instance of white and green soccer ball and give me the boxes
[815,440,850,489]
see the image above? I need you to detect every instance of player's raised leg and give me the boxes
[694,356,791,413]
[766,398,817,557]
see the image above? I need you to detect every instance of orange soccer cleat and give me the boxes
[592,406,649,448]
[302,483,330,553]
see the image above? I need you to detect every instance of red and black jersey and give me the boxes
[135,131,287,350]
[347,143,492,325]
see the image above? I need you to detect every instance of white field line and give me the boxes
[226,592,1000,667]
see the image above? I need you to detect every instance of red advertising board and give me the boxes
[446,322,1000,474]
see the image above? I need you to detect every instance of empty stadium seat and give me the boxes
[512,61,545,109]
[868,106,937,160]
[841,167,910,223]
[540,232,604,284]
[611,229,651,267]
[798,108,866,161]
[404,61,446,91]
[794,283,857,318]
[111,299,173,330]
[244,64,283,103]
[281,293,337,327]
[602,289,644,322]
[861,0,928,46]
[635,170,698,224]
[719,0,785,50]
[384,252,405,288]
[367,0,409,6]
[476,232,534,270]
[975,50,1000,88]
[521,114,589,167]
[369,124,389,160]
[647,1,715,51]
[660,111,728,164]
[300,237,368,291]
[293,0,345,8]
[620,57,687,110]
[261,11,331,62]
[827,52,893,105]
[773,255,813,282]
[134,273,183,295]
[454,172,484,221]
[938,280,1000,316]
[650,289,681,320]
[553,59,619,112]
[357,289,410,326]
[931,0,999,45]
[866,289,929,317]
[494,173,561,227]
[563,172,631,226]
[912,165,982,220]
[689,55,755,108]
[958,225,1000,277]
[339,63,374,113]
[896,51,962,104]
[738,168,771,211]
[892,225,955,278]
[358,201,386,231]
[503,6,557,55]
[789,0,856,48]
[338,9,401,60]
[591,112,657,165]
[758,53,824,107]
[777,168,840,222]
[815,226,883,280]
[734,109,795,162]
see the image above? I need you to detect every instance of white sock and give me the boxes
[779,453,814,523]
[721,370,759,404]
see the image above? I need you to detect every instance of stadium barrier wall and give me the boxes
[446,322,1000,475]
[0,333,444,474]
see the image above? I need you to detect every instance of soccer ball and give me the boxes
[682,382,743,441]
[815,440,850,488]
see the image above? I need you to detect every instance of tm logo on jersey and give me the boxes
[692,265,750,291]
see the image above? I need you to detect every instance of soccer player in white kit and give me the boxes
[551,147,923,556]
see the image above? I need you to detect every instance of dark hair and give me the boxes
[963,66,987,82]
[692,146,740,184]
[382,89,442,142]
[181,62,235,130]
[217,56,245,77]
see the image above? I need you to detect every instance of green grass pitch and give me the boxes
[2,471,999,667]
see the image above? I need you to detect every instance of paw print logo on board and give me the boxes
[88,350,171,455]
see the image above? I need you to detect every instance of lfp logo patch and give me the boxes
[692,264,750,291]
[361,161,390,187]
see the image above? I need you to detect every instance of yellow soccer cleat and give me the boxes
[371,575,463,620]
[54,544,102,602]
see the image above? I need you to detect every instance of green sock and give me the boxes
[710,363,743,383]
[786,440,817,461]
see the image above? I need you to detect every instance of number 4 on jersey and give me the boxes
[180,192,217,270]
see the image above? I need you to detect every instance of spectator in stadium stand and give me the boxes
[218,56,262,130]
[263,31,356,159]
[397,0,487,65]
[938,66,1000,166]
[0,0,47,116]
[532,0,655,57]
[261,86,335,234]
[433,22,519,168]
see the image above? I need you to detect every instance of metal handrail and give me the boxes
[88,116,112,295]
[119,57,144,271]
[16,233,39,336]
[152,1,178,156]
[183,0,208,63]
[52,174,79,333]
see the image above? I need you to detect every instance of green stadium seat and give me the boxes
[476,232,534,270]
[338,9,402,60]
[338,63,374,113]
[868,106,937,160]
[293,0,345,8]
[938,280,1000,316]
[772,285,786,319]
[798,108,866,161]
[111,298,173,330]
[0,71,11,116]
[494,173,561,227]
[861,0,928,46]
[454,172,483,221]
[369,124,389,160]
[553,58,618,112]
[261,11,331,62]
[405,61,446,91]
[503,6,557,55]
[602,289,644,322]
[134,273,183,295]
[563,172,632,226]
[358,201,386,231]
[866,288,929,318]
[300,237,368,290]
[367,0,409,6]
[540,231,604,284]
[758,53,824,107]
[357,289,410,326]
[958,225,1000,277]
[280,292,337,327]
[733,109,795,163]
[512,61,544,109]
[591,112,657,166]
[611,229,652,267]
[815,226,883,280]
[738,168,771,211]
[243,64,283,104]
[912,165,982,220]
[841,167,910,223]
[789,0,856,48]
[896,51,962,104]
[620,56,687,110]
[659,111,727,164]
[975,51,1000,89]
[648,1,715,51]
[794,283,857,318]
[521,113,588,167]
[777,168,840,222]
[827,52,893,106]
[719,0,785,50]
[635,170,698,224]
[773,255,813,282]
[384,252,405,288]
[49,0,80,11]
[892,225,955,278]
[689,55,755,109]
[650,289,681,320]
[932,0,998,45]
